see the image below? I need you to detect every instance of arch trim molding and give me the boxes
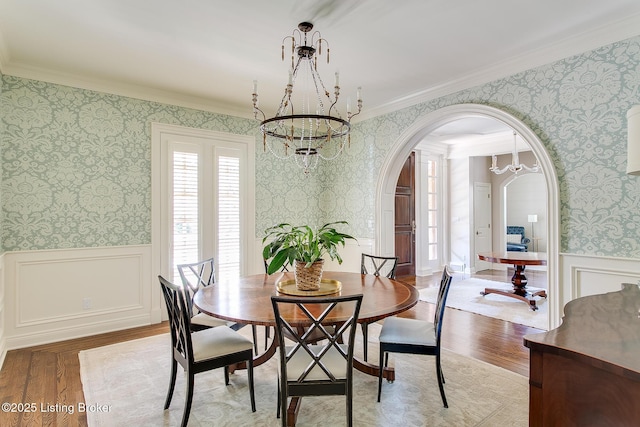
[374,103,561,328]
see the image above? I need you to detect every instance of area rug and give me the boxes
[79,324,528,426]
[419,278,548,330]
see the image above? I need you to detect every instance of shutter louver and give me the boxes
[172,151,199,280]
[217,156,240,281]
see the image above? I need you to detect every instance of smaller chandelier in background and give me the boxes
[490,131,539,175]
[252,22,362,173]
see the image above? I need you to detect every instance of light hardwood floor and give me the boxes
[0,268,546,426]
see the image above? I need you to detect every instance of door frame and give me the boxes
[394,152,416,277]
[374,104,561,329]
[473,182,492,272]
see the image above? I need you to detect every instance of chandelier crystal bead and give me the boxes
[252,22,362,173]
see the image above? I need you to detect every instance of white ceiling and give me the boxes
[1,0,640,137]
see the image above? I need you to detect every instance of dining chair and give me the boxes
[377,266,453,407]
[360,253,399,361]
[178,258,260,354]
[159,275,256,427]
[271,293,363,427]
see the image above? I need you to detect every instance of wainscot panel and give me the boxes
[4,245,153,350]
[560,253,640,311]
[0,254,5,367]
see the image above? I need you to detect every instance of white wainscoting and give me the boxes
[5,242,636,356]
[0,254,6,368]
[559,253,640,316]
[3,245,154,350]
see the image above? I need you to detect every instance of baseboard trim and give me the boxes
[5,314,153,350]
[0,338,6,370]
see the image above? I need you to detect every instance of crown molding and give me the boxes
[2,12,640,123]
[357,12,640,122]
[0,30,10,75]
[1,62,256,120]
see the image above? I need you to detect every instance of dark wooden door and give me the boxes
[395,152,415,277]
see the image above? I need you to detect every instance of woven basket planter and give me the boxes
[294,259,324,291]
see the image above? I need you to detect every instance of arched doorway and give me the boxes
[375,104,561,328]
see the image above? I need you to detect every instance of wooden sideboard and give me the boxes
[523,283,640,426]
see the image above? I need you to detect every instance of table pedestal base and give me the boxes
[481,286,547,310]
[481,264,547,310]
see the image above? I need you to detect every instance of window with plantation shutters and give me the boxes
[216,155,241,280]
[171,150,199,280]
[158,127,254,285]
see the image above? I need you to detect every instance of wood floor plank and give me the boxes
[0,351,31,427]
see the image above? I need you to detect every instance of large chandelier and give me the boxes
[252,22,362,173]
[490,131,539,175]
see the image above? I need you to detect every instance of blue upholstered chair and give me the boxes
[506,226,530,251]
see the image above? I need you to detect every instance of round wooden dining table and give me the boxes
[477,251,547,310]
[192,270,419,381]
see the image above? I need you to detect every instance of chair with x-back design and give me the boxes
[271,293,363,427]
[178,258,259,353]
[159,275,256,427]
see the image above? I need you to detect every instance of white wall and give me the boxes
[489,151,546,253]
[506,171,547,252]
[449,157,471,269]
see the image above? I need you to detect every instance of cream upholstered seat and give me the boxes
[190,326,256,362]
[377,267,453,407]
[378,318,437,346]
[190,312,229,329]
[159,275,256,427]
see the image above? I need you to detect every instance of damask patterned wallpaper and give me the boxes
[0,79,255,250]
[1,35,639,258]
[323,35,640,258]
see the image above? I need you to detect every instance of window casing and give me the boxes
[152,123,255,291]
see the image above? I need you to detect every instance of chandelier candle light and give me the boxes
[252,22,362,173]
[490,131,539,175]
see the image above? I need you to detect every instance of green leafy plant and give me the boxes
[262,221,357,275]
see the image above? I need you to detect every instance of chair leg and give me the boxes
[264,326,270,350]
[251,325,258,354]
[247,357,256,412]
[181,370,195,427]
[276,377,280,419]
[280,382,288,427]
[347,383,353,427]
[436,355,448,408]
[224,366,230,385]
[164,358,178,409]
[361,323,369,361]
[377,347,385,402]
